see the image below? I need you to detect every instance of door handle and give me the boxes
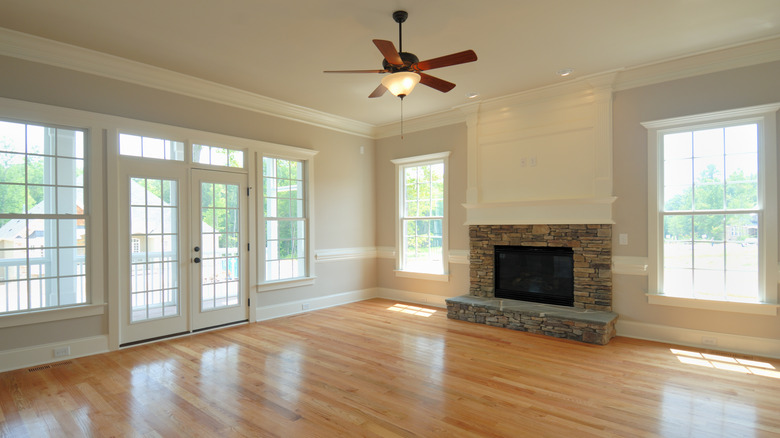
[194,246,200,252]
[193,257,201,263]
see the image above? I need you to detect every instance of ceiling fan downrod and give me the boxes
[393,10,408,54]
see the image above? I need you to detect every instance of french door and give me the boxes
[119,165,248,345]
[190,169,248,330]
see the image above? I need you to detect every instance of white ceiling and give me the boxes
[1,0,779,127]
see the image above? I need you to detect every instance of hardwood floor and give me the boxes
[1,298,779,437]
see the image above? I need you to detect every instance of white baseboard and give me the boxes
[0,335,110,373]
[375,288,452,308]
[254,288,379,321]
[617,320,780,359]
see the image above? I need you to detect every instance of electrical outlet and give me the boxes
[529,156,537,167]
[302,303,310,310]
[53,346,71,358]
[702,336,718,346]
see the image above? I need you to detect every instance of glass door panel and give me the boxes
[130,177,179,322]
[199,181,241,311]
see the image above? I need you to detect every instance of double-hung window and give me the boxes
[644,104,778,310]
[0,119,88,314]
[392,152,450,278]
[263,156,307,282]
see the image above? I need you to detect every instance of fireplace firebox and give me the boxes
[494,245,574,306]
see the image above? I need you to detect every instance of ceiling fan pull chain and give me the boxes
[400,98,405,140]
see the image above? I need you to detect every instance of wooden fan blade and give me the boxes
[369,84,388,98]
[415,50,477,71]
[373,39,403,65]
[323,69,387,73]
[419,73,456,93]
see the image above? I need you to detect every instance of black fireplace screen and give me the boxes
[494,245,574,306]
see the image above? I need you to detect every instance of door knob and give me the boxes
[194,246,200,252]
[194,257,201,263]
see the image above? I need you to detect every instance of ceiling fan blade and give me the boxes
[419,73,456,93]
[323,69,387,73]
[373,39,403,65]
[369,84,388,98]
[415,50,477,71]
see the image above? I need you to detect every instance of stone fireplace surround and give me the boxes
[446,224,618,345]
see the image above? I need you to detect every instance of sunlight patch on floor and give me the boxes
[671,348,780,378]
[387,303,436,317]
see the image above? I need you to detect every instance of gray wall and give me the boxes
[0,55,377,352]
[612,60,780,340]
[375,123,470,298]
[1,52,778,358]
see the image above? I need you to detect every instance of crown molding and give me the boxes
[0,27,375,139]
[3,27,779,140]
[613,36,780,92]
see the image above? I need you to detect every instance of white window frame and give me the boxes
[0,98,106,328]
[257,148,318,292]
[643,104,779,315]
[391,152,450,282]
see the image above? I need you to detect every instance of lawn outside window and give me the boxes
[392,152,450,280]
[643,104,779,314]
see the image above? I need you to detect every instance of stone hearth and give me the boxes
[446,295,617,345]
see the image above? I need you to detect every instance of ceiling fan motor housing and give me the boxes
[382,52,420,72]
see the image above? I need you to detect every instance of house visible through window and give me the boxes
[644,104,779,306]
[0,119,88,314]
[263,156,306,281]
[392,152,450,276]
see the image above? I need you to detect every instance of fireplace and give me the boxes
[494,245,574,306]
[447,223,617,345]
[469,224,612,311]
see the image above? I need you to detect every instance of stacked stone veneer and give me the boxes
[446,224,617,345]
[445,296,617,345]
[469,224,613,311]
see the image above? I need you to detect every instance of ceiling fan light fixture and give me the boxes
[381,71,421,98]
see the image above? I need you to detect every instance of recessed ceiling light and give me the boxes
[557,68,574,77]
[466,92,479,99]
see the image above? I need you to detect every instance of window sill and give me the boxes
[256,277,316,292]
[394,270,449,282]
[0,303,106,329]
[646,293,778,316]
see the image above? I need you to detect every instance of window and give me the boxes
[119,133,184,161]
[0,119,88,314]
[644,104,778,308]
[392,152,450,277]
[263,157,306,281]
[192,144,244,168]
[129,177,179,321]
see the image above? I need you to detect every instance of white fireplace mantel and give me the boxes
[459,73,617,226]
[463,196,616,225]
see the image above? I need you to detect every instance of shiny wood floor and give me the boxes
[2,299,779,437]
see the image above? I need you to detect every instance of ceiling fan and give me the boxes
[324,10,478,99]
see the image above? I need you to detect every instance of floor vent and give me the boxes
[28,361,73,373]
[28,365,50,372]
